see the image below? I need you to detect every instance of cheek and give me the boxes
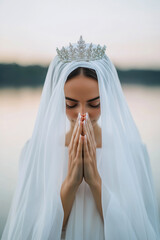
[90,108,101,120]
[66,109,76,122]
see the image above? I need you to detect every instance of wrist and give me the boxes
[65,177,80,193]
[89,174,101,190]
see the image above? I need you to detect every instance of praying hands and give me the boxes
[80,113,101,188]
[60,113,103,231]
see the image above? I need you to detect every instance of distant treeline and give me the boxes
[0,63,160,88]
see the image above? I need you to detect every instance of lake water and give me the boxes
[0,85,160,236]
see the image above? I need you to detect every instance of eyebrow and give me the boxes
[65,96,100,103]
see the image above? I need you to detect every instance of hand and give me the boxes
[66,115,83,189]
[82,113,101,187]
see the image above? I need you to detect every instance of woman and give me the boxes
[61,67,104,239]
[2,36,160,240]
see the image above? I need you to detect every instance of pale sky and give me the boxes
[0,0,160,69]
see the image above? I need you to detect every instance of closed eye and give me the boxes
[66,103,100,109]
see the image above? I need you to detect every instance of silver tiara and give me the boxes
[56,35,106,63]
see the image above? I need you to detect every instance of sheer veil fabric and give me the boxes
[2,41,160,239]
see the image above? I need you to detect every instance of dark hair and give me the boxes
[66,67,98,82]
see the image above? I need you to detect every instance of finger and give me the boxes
[86,117,97,160]
[76,134,83,161]
[81,113,86,118]
[83,120,93,155]
[86,114,96,149]
[69,114,81,149]
[84,135,89,161]
[73,119,82,157]
[68,115,81,164]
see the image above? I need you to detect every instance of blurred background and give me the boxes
[0,0,160,237]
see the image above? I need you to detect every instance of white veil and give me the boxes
[1,39,160,240]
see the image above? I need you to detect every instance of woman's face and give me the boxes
[64,74,101,128]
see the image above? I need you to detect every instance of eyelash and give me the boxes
[66,103,100,109]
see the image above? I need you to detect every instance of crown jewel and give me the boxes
[56,35,106,63]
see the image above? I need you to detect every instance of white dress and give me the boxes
[61,146,105,240]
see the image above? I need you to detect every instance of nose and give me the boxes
[76,103,88,119]
[80,110,87,116]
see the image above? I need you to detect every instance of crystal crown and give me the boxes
[56,35,106,63]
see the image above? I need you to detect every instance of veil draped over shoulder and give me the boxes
[2,37,160,240]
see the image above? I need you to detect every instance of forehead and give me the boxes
[64,75,99,98]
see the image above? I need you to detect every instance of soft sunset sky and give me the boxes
[0,0,160,69]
